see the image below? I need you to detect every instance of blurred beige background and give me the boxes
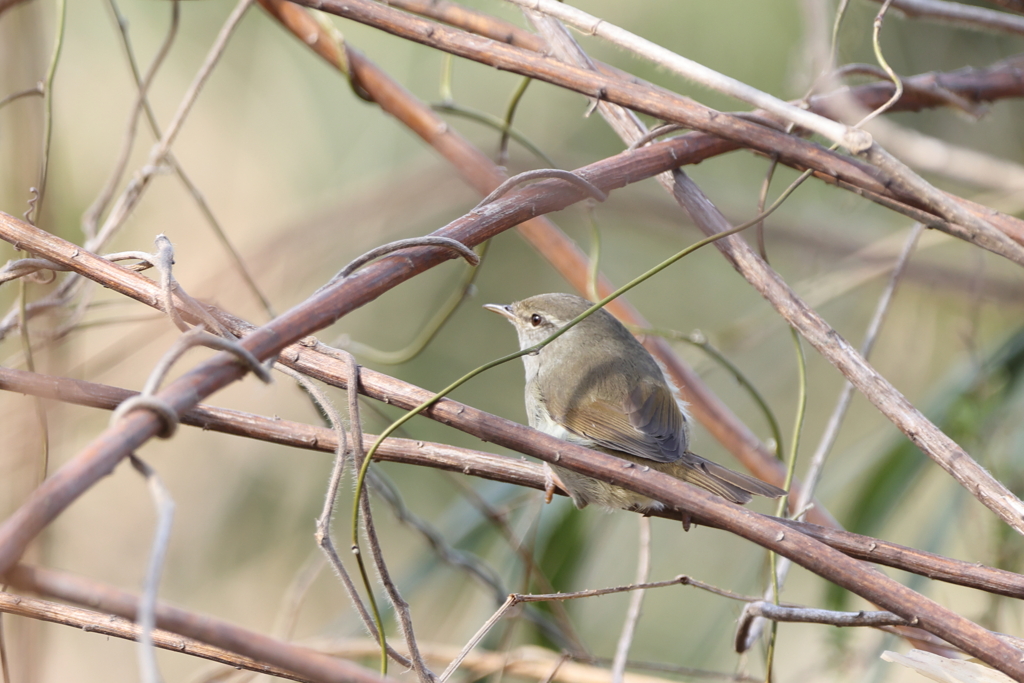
[2,0,1024,681]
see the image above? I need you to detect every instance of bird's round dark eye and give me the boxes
[530,313,542,327]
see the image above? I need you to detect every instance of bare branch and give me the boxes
[612,517,650,683]
[3,567,401,683]
[290,0,1024,259]
[869,0,1024,35]
[0,590,309,682]
[259,0,825,524]
[127,455,175,683]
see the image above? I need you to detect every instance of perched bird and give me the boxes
[485,293,785,511]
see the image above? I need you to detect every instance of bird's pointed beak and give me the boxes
[483,303,515,321]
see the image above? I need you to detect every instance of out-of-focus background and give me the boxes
[2,0,1024,681]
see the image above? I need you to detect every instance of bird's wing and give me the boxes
[560,379,684,463]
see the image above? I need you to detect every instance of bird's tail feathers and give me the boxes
[681,452,787,505]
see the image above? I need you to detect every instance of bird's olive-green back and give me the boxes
[516,294,688,463]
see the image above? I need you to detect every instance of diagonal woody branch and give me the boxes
[287,0,1024,260]
[0,132,765,577]
[523,12,1024,537]
[672,168,1024,531]
[258,0,812,521]
[0,570,398,683]
[0,212,1022,675]
[0,591,308,683]
[5,364,1024,601]
[527,14,1024,557]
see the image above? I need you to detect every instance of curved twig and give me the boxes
[474,168,607,208]
[320,236,479,293]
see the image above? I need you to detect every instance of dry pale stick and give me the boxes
[611,517,650,683]
[127,455,175,683]
[505,0,872,152]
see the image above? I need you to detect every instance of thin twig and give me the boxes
[287,364,414,671]
[345,353,436,683]
[431,102,557,167]
[626,124,688,151]
[737,223,925,653]
[867,0,1024,35]
[857,0,902,129]
[0,85,44,110]
[85,0,180,239]
[612,516,650,683]
[0,577,394,683]
[321,236,478,296]
[438,595,518,683]
[29,0,67,224]
[474,168,607,208]
[741,602,909,634]
[128,455,176,683]
[498,76,533,165]
[92,0,254,250]
[763,330,807,679]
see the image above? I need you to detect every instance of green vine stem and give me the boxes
[349,168,812,669]
[339,242,490,365]
[764,329,806,682]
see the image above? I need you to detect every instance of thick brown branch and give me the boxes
[0,134,711,579]
[382,0,545,50]
[390,0,1024,117]
[0,365,540,489]
[286,0,1024,254]
[0,591,308,683]
[257,0,806,519]
[0,178,1021,674]
[0,574,398,683]
[4,365,1024,600]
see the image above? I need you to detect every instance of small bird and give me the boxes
[485,293,786,511]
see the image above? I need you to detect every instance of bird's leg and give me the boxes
[543,462,569,504]
[680,511,692,532]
